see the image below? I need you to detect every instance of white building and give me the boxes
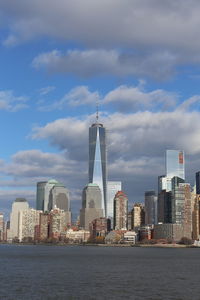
[18,208,41,242]
[9,198,29,241]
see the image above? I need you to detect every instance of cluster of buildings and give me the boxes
[0,116,200,245]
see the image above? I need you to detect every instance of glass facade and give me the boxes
[107,181,122,228]
[166,150,185,180]
[89,123,107,217]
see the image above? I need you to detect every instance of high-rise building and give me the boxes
[9,198,29,241]
[145,191,157,225]
[196,171,200,194]
[157,190,172,223]
[89,120,107,217]
[131,203,145,229]
[171,179,192,238]
[48,183,70,212]
[107,181,122,227]
[113,191,128,230]
[159,150,185,193]
[36,181,47,211]
[166,150,185,179]
[80,183,104,230]
[0,213,4,241]
[44,179,59,211]
[18,208,41,242]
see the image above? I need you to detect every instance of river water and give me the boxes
[0,244,199,300]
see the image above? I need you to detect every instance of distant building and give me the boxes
[44,179,59,211]
[49,208,71,239]
[154,223,183,242]
[80,183,104,230]
[18,208,41,242]
[138,226,153,241]
[196,171,200,194]
[48,183,70,212]
[145,191,157,225]
[36,181,47,211]
[90,217,108,239]
[66,229,90,243]
[9,198,29,241]
[166,150,185,180]
[131,203,145,229]
[157,190,172,223]
[123,231,137,244]
[38,212,50,241]
[107,181,122,228]
[171,178,192,238]
[0,213,4,241]
[89,121,107,217]
[113,191,128,230]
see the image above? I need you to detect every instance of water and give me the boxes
[0,244,200,300]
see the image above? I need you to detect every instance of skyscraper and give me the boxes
[166,150,185,180]
[36,181,47,211]
[89,119,107,216]
[145,191,157,225]
[107,181,122,227]
[195,171,200,194]
[80,183,104,230]
[9,198,29,241]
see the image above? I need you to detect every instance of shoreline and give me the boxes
[0,242,198,248]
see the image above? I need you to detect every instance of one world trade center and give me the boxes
[89,117,107,217]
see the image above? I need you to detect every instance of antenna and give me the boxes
[96,98,99,123]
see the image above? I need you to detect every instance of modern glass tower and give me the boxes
[166,150,185,180]
[89,119,107,217]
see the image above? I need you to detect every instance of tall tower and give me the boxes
[89,115,107,217]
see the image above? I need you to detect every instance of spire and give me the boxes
[96,98,99,123]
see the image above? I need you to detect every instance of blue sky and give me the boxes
[1,0,200,219]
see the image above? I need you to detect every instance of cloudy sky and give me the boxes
[1,0,200,219]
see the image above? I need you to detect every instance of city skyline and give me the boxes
[2,2,200,219]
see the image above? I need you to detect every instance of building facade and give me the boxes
[145,191,157,225]
[89,122,107,217]
[48,183,70,212]
[113,191,128,230]
[18,208,41,242]
[107,181,121,227]
[36,181,47,211]
[80,183,104,230]
[9,198,29,241]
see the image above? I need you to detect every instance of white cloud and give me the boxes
[38,86,55,96]
[37,84,178,112]
[32,49,177,79]
[38,86,100,111]
[0,90,28,112]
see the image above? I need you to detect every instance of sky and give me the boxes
[1,0,200,220]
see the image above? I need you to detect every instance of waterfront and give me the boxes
[0,245,200,299]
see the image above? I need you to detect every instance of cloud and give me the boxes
[32,49,177,80]
[0,90,28,112]
[38,86,55,96]
[2,1,200,78]
[37,83,178,112]
[38,86,100,111]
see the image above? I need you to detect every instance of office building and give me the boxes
[49,208,71,239]
[166,150,185,179]
[145,191,157,225]
[44,179,59,211]
[9,198,29,241]
[0,213,3,241]
[80,183,103,230]
[113,191,128,230]
[36,181,47,211]
[89,119,107,217]
[171,179,192,238]
[48,183,70,212]
[90,217,108,239]
[107,181,121,227]
[196,171,200,194]
[157,190,172,223]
